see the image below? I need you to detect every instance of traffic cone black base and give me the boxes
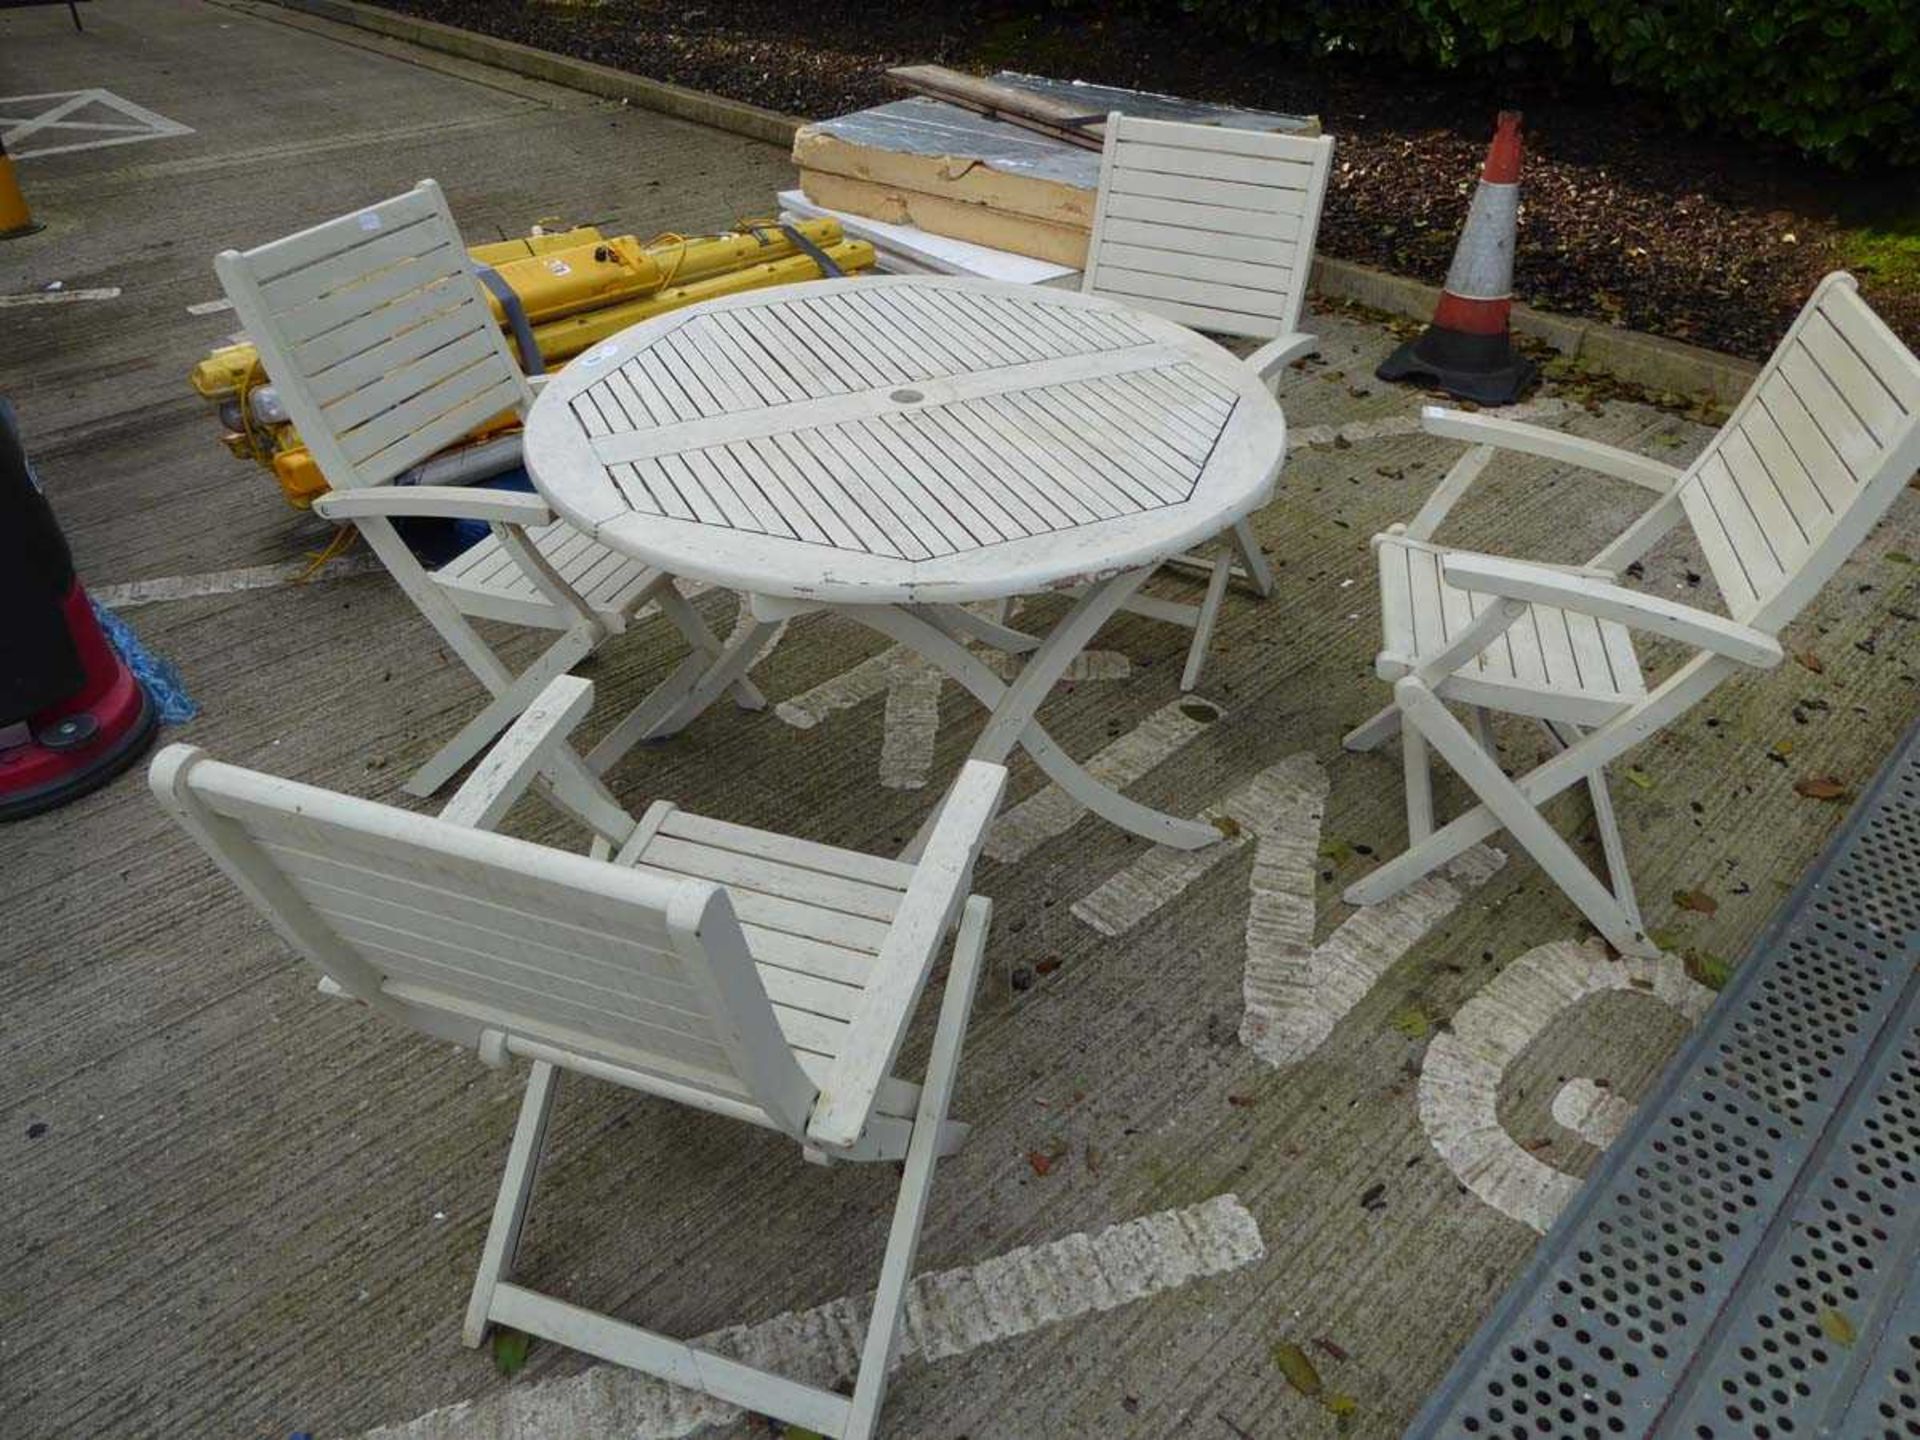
[1377,329,1537,406]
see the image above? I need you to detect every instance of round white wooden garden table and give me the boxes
[523,275,1287,853]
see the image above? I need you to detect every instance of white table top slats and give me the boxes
[527,278,1286,603]
[980,388,1155,515]
[821,420,990,556]
[878,408,1033,541]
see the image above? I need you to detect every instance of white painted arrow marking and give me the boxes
[1420,938,1714,1233]
[1550,1078,1639,1149]
[356,1195,1264,1440]
[1069,750,1507,1069]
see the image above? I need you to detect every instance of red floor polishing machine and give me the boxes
[1,397,157,819]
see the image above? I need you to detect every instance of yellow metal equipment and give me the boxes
[191,218,875,508]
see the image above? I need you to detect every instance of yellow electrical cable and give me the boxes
[295,523,358,583]
[641,231,692,291]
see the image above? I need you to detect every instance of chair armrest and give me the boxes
[1440,552,1784,669]
[313,484,552,527]
[438,675,596,830]
[1422,406,1685,494]
[807,760,1008,1150]
[1245,331,1317,384]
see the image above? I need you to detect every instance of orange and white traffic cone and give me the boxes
[1377,110,1534,403]
[1,134,43,241]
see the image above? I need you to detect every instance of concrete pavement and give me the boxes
[4,6,1919,1438]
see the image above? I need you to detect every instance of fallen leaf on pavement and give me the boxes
[1795,776,1851,801]
[1673,888,1719,916]
[1271,1340,1324,1397]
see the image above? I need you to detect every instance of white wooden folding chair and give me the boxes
[1083,112,1335,688]
[1343,273,1920,957]
[215,180,768,798]
[151,672,1005,1440]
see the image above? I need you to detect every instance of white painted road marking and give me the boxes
[1420,938,1714,1232]
[1551,1078,1639,1150]
[1,88,194,160]
[185,297,235,317]
[1067,746,1509,1068]
[0,287,122,307]
[355,1195,1264,1440]
[91,553,386,609]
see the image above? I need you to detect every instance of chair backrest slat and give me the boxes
[215,179,529,489]
[1083,113,1334,342]
[1676,275,1920,629]
[152,747,817,1135]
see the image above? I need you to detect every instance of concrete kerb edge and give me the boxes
[1310,255,1761,406]
[261,0,1763,407]
[261,0,804,147]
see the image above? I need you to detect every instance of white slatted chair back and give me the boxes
[214,179,531,489]
[1675,274,1920,631]
[1083,112,1335,340]
[150,746,817,1137]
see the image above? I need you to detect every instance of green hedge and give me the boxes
[1166,1,1919,168]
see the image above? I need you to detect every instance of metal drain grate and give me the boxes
[1408,718,1920,1440]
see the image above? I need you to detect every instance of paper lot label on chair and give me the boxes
[358,1195,1263,1440]
[1,89,194,160]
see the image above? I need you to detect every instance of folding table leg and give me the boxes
[1230,519,1275,597]
[1180,539,1236,692]
[650,583,767,712]
[857,573,1221,858]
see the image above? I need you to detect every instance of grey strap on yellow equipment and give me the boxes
[470,263,545,376]
[768,223,845,279]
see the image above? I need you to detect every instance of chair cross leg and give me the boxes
[1543,721,1641,933]
[1353,679,1656,957]
[1343,701,1402,752]
[457,903,993,1440]
[846,895,991,1438]
[464,1059,561,1348]
[585,616,786,775]
[407,625,601,798]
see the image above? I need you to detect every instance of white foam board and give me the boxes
[777,190,1078,287]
